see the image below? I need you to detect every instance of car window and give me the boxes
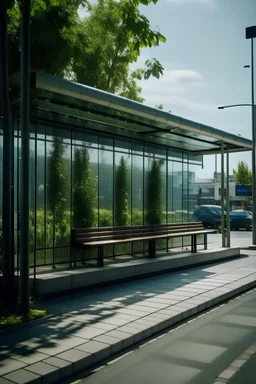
[230,211,250,216]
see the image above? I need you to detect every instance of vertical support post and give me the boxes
[251,39,256,245]
[226,146,230,247]
[0,0,15,306]
[221,142,226,247]
[20,0,31,314]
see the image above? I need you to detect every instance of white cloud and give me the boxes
[167,0,215,8]
[139,68,204,97]
[137,69,215,113]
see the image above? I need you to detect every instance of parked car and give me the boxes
[230,210,252,231]
[192,205,222,229]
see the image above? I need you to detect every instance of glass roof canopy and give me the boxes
[10,71,253,155]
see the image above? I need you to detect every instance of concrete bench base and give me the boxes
[29,247,242,297]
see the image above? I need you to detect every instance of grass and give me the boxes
[0,308,47,328]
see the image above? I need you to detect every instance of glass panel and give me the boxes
[131,152,143,255]
[99,141,113,227]
[29,136,36,267]
[72,139,98,229]
[114,151,131,226]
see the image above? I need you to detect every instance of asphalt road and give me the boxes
[73,288,256,384]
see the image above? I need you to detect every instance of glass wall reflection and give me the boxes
[0,119,202,271]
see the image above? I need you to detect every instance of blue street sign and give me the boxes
[235,185,252,196]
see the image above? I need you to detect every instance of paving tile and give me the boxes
[101,317,130,327]
[106,330,134,349]
[89,322,118,331]
[113,313,140,322]
[0,358,26,377]
[25,362,60,384]
[93,335,123,355]
[218,368,237,380]
[116,308,149,317]
[12,352,49,365]
[3,369,41,384]
[43,356,73,379]
[128,303,157,312]
[56,349,92,374]
[35,336,87,356]
[140,301,168,309]
[0,378,14,384]
[230,359,247,368]
[75,341,111,364]
[71,326,106,340]
[117,326,145,343]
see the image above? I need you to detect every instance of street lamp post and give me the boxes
[246,26,256,245]
[218,103,256,244]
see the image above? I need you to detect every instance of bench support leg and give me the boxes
[148,240,156,258]
[191,235,197,253]
[191,236,194,253]
[204,233,207,250]
[82,247,85,264]
[98,246,104,267]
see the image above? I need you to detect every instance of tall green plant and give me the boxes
[115,156,130,226]
[146,159,163,225]
[73,147,97,228]
[47,136,68,243]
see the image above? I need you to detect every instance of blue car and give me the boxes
[230,210,252,231]
[192,205,222,229]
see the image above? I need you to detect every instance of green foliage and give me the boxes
[0,308,47,328]
[155,104,163,110]
[29,209,71,252]
[72,0,165,99]
[73,147,97,228]
[115,156,130,226]
[233,161,252,185]
[47,137,68,220]
[7,0,87,76]
[7,0,165,101]
[99,209,113,227]
[132,209,143,225]
[146,159,163,224]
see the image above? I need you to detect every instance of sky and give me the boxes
[80,0,256,180]
[133,0,256,179]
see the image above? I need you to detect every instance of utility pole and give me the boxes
[0,0,15,307]
[20,0,31,314]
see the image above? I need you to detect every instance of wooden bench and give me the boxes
[71,222,217,267]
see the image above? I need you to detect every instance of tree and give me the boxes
[115,156,130,226]
[73,146,97,228]
[7,1,165,101]
[72,0,166,99]
[233,161,252,185]
[7,0,88,76]
[146,159,163,224]
[47,136,68,244]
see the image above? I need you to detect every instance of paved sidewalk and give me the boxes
[1,252,256,384]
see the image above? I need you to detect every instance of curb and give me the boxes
[213,341,256,383]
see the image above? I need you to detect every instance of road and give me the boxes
[73,288,256,384]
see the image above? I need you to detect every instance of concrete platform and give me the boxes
[2,251,256,384]
[31,247,241,296]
